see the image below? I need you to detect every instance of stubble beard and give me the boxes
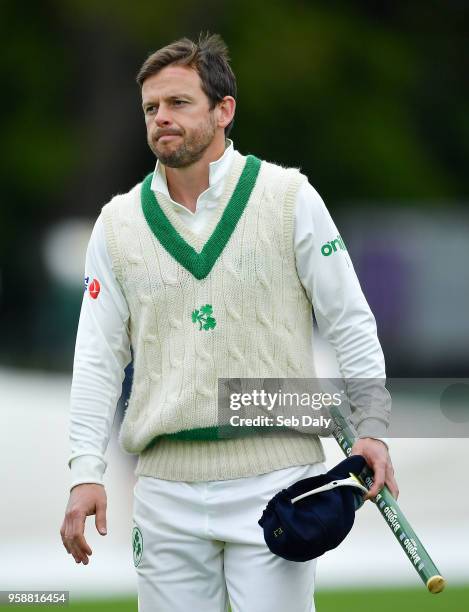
[149,112,218,168]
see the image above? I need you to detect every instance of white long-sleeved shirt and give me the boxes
[69,140,387,489]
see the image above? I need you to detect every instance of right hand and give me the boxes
[60,483,107,565]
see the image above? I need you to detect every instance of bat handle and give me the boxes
[427,575,446,594]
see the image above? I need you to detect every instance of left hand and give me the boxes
[351,438,399,501]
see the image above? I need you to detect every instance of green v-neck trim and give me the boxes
[141,155,261,280]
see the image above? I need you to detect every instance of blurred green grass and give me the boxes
[2,585,467,611]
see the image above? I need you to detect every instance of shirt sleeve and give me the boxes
[293,180,390,439]
[68,214,132,490]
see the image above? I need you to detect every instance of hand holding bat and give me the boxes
[330,405,446,594]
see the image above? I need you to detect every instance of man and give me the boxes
[61,33,398,611]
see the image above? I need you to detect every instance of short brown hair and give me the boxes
[136,32,237,136]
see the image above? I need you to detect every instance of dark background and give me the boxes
[1,0,468,376]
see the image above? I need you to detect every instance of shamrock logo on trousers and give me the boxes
[132,526,143,567]
[192,304,217,331]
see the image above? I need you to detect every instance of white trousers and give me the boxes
[132,461,326,612]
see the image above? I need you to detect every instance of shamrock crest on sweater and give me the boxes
[192,304,217,331]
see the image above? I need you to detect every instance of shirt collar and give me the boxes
[151,138,235,199]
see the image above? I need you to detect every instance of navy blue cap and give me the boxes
[258,455,368,562]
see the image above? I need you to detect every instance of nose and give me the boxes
[154,103,172,126]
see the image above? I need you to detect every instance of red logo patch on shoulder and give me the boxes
[88,278,101,299]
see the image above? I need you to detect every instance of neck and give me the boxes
[164,134,226,213]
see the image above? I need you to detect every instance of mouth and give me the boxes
[157,134,181,143]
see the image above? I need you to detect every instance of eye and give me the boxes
[144,105,157,115]
[173,100,187,106]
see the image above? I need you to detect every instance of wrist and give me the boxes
[360,436,389,450]
[69,455,106,491]
[355,417,388,439]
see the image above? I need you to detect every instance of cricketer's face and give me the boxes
[141,64,218,168]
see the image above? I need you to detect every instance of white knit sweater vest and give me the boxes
[101,151,325,480]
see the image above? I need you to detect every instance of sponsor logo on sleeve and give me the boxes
[321,235,347,256]
[84,277,101,299]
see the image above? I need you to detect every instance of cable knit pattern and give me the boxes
[100,151,325,481]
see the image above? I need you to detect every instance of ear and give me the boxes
[216,96,236,130]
